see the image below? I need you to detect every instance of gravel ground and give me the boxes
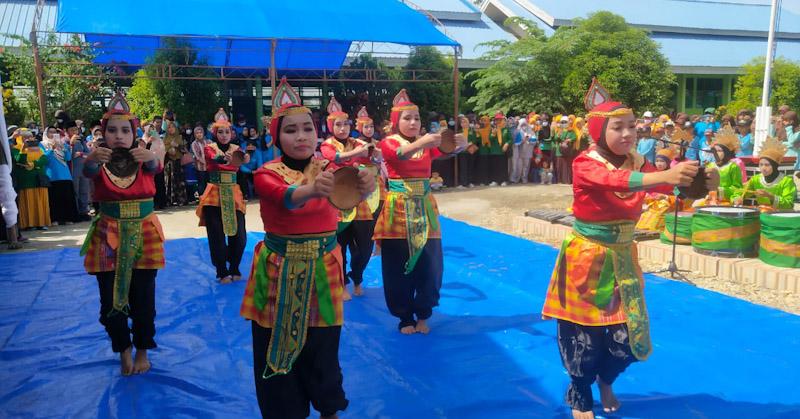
[434,183,799,315]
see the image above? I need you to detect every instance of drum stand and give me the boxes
[648,194,695,285]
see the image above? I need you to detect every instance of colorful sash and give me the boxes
[254,232,337,378]
[571,219,652,360]
[209,171,238,236]
[387,178,438,273]
[81,199,154,316]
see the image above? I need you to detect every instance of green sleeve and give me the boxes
[14,149,27,165]
[35,155,48,170]
[730,176,755,200]
[776,176,797,209]
[720,164,742,200]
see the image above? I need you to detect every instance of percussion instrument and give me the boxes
[759,211,800,268]
[660,211,693,245]
[102,146,138,178]
[228,149,246,166]
[691,206,759,258]
[328,166,361,210]
[438,128,457,154]
[678,167,708,199]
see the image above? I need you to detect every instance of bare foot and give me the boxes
[219,275,233,284]
[400,325,416,335]
[133,349,151,374]
[120,346,134,376]
[353,284,364,297]
[231,275,242,282]
[598,377,621,413]
[415,318,430,334]
[342,289,352,302]
[571,409,595,419]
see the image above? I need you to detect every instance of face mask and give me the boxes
[239,122,246,126]
[80,127,85,133]
[185,129,192,135]
[56,119,64,123]
[542,122,548,127]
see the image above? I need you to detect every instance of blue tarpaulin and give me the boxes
[55,0,459,71]
[2,218,800,418]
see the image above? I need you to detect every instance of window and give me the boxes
[695,78,723,109]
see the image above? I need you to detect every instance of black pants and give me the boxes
[237,171,252,200]
[252,322,348,419]
[490,154,509,184]
[380,238,443,329]
[96,269,158,353]
[48,180,79,223]
[337,217,377,286]
[196,171,208,200]
[458,152,476,186]
[203,206,247,278]
[475,154,489,185]
[557,320,636,412]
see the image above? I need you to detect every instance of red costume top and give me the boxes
[204,143,241,172]
[253,158,338,235]
[572,147,672,222]
[89,163,160,202]
[379,134,443,179]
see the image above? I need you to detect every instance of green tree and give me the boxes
[331,54,400,123]
[403,46,455,120]
[727,57,800,115]
[468,12,675,115]
[2,34,113,124]
[127,38,223,125]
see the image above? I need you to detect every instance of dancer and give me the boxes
[240,77,375,418]
[320,99,376,300]
[196,108,249,283]
[541,100,719,419]
[80,91,164,376]
[732,137,795,209]
[704,125,743,205]
[373,89,467,334]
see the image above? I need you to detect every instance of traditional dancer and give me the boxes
[705,125,743,205]
[240,77,375,418]
[320,99,378,300]
[541,99,719,419]
[732,137,796,209]
[196,108,249,283]
[373,89,467,334]
[80,91,165,376]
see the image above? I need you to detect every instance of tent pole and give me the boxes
[452,46,460,186]
[270,39,277,98]
[256,77,264,130]
[31,0,48,127]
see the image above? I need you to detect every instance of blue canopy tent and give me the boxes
[30,0,461,126]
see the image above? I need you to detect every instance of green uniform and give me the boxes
[12,147,49,190]
[708,161,742,201]
[489,128,512,156]
[732,174,797,209]
[553,131,576,158]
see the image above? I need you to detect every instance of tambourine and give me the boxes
[229,149,246,166]
[328,166,362,210]
[99,143,139,178]
[677,166,708,200]
[438,129,457,154]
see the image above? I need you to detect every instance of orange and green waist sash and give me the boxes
[252,232,338,379]
[209,170,238,236]
[551,219,652,361]
[81,198,154,316]
[385,178,439,273]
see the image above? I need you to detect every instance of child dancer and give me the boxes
[81,91,164,376]
[732,137,795,209]
[373,89,466,334]
[541,101,719,419]
[240,78,375,418]
[196,109,249,283]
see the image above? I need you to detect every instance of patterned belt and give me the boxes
[388,178,430,197]
[99,199,154,219]
[209,170,237,184]
[572,219,635,245]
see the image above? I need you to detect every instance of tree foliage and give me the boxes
[403,47,455,120]
[2,34,114,124]
[727,57,800,115]
[331,54,400,123]
[127,38,223,125]
[468,12,675,115]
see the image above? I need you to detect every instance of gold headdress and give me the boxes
[711,125,740,153]
[759,136,788,163]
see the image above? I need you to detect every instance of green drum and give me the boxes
[691,206,759,258]
[759,211,800,268]
[660,212,693,245]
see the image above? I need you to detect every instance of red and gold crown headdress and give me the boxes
[272,77,310,119]
[391,89,418,114]
[356,106,373,132]
[326,96,348,121]
[103,90,134,121]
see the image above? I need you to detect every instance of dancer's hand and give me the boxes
[131,147,157,163]
[663,160,699,186]
[357,168,376,198]
[87,147,112,164]
[704,166,720,191]
[312,171,335,198]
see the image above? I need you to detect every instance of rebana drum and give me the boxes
[691,206,759,258]
[759,211,800,268]
[660,212,693,245]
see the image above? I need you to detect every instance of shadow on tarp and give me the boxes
[1,218,799,418]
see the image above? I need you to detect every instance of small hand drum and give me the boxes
[678,167,708,200]
[438,129,456,154]
[104,146,139,178]
[329,166,361,210]
[229,149,246,166]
